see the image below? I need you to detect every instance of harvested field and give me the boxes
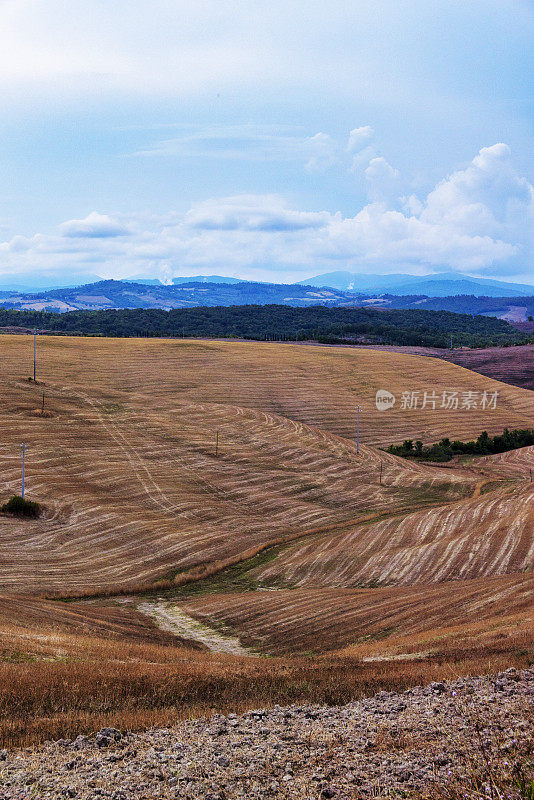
[0,594,186,649]
[445,342,534,390]
[3,335,531,595]
[254,473,534,588]
[181,573,534,654]
[0,333,532,748]
[333,342,534,391]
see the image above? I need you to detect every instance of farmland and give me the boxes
[349,342,534,391]
[0,333,532,746]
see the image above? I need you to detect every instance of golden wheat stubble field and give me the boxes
[0,333,533,745]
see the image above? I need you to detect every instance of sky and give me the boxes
[0,0,534,285]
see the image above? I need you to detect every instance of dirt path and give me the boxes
[137,600,255,656]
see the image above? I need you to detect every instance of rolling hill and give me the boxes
[0,334,532,744]
[0,335,532,592]
[0,302,529,348]
[297,270,534,297]
[0,278,533,324]
[0,279,357,312]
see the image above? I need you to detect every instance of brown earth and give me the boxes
[326,342,534,391]
[0,334,532,747]
[4,335,532,596]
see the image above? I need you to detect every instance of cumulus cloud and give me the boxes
[184,195,329,232]
[347,125,374,152]
[60,212,131,238]
[422,144,534,234]
[0,144,532,283]
[364,157,400,201]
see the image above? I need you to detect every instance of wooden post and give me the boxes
[21,442,26,499]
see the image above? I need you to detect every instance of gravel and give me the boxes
[0,668,532,799]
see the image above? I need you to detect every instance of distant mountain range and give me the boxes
[1,270,532,297]
[295,271,534,297]
[0,279,355,312]
[0,278,533,326]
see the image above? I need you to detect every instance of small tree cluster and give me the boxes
[0,495,41,518]
[387,428,534,462]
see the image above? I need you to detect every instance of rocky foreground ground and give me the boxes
[0,669,533,799]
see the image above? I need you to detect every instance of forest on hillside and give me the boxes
[0,305,530,348]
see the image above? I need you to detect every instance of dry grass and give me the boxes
[0,335,531,595]
[0,334,532,751]
[181,574,534,654]
[0,603,531,751]
[339,342,534,392]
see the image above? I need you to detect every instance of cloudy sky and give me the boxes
[1,0,534,285]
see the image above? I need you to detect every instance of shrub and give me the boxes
[0,495,41,518]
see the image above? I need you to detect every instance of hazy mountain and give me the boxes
[0,279,358,312]
[172,275,245,285]
[122,275,246,286]
[0,279,532,326]
[295,272,416,291]
[297,270,534,297]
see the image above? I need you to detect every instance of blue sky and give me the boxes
[0,0,533,285]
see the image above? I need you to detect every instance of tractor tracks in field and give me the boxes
[38,380,526,643]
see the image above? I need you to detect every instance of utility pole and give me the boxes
[379,461,383,485]
[41,391,45,415]
[33,329,37,381]
[450,334,453,350]
[20,442,26,499]
[215,430,219,458]
[356,404,360,454]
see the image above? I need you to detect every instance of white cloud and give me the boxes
[401,194,424,216]
[0,144,532,283]
[422,143,534,235]
[60,212,131,238]
[184,195,329,232]
[365,156,399,182]
[347,125,374,152]
[364,157,400,201]
[349,146,376,174]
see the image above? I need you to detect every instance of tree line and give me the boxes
[0,305,530,348]
[387,428,534,462]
